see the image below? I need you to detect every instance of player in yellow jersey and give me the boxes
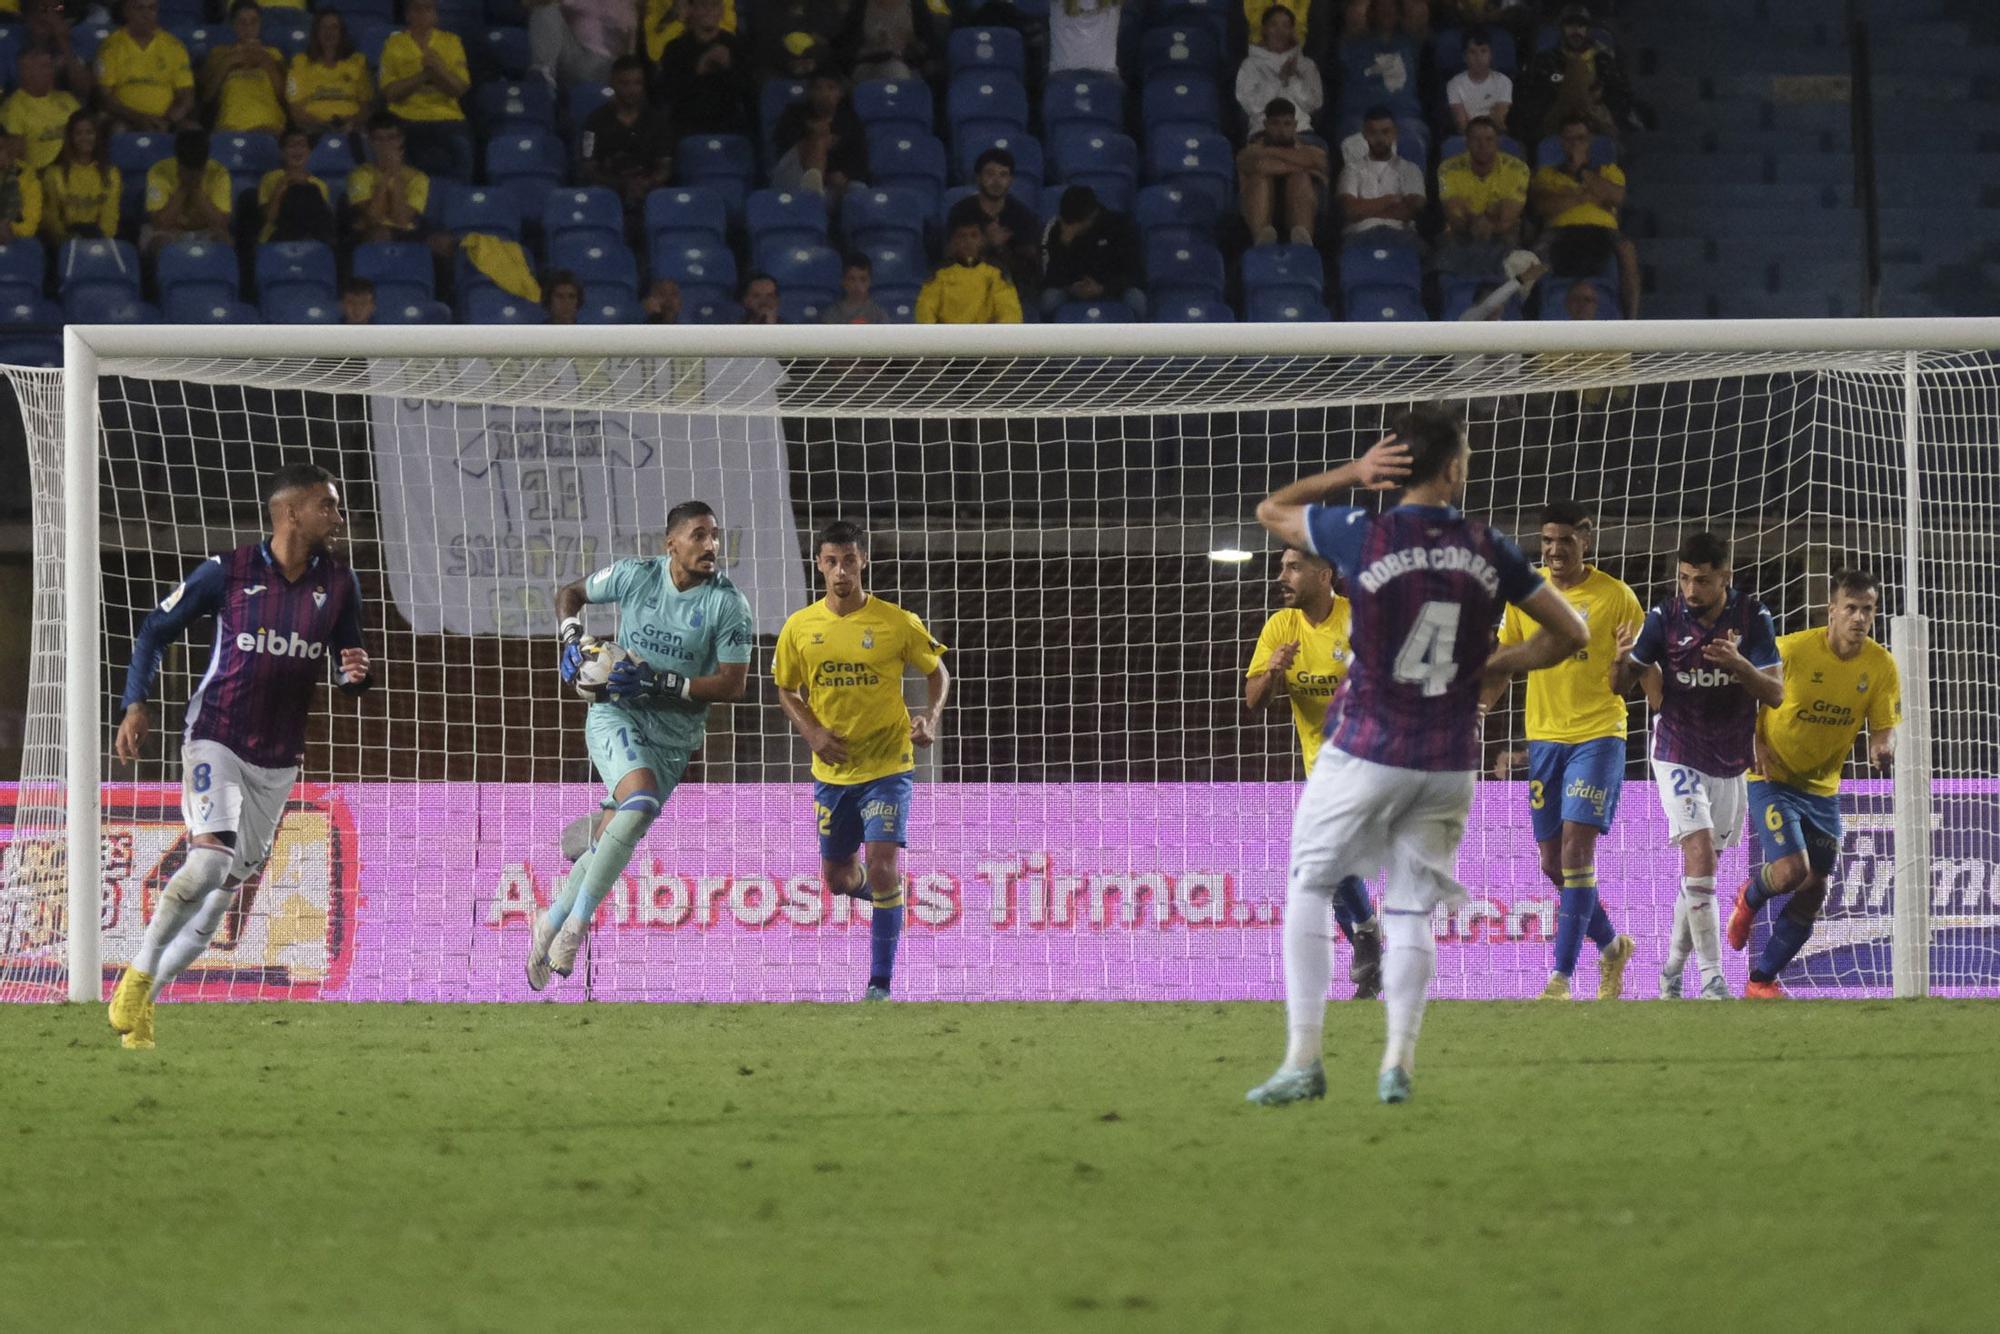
[774,520,951,1001]
[1245,546,1383,998]
[1727,568,1899,998]
[1482,501,1643,1000]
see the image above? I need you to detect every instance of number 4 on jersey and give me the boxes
[1393,601,1461,696]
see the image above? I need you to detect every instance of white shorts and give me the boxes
[1650,759,1746,850]
[181,739,298,882]
[1288,747,1476,914]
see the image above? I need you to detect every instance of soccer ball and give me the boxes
[573,640,636,702]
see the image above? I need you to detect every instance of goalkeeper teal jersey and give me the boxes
[583,557,754,752]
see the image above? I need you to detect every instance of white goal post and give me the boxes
[9,317,2000,1005]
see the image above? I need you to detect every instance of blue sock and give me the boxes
[565,794,659,930]
[1586,897,1616,950]
[1744,863,1780,911]
[1332,875,1372,943]
[544,845,595,933]
[1554,873,1598,977]
[1754,913,1814,980]
[868,889,904,992]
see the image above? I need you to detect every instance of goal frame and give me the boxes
[52,316,2000,1003]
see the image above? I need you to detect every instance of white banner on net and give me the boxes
[370,357,805,638]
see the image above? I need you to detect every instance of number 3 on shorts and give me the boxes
[191,761,212,793]
[1393,601,1462,696]
[1529,779,1545,810]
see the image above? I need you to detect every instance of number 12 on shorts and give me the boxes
[1393,601,1461,696]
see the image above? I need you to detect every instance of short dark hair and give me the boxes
[610,53,646,77]
[1539,499,1592,530]
[341,275,374,297]
[1285,545,1330,569]
[1058,184,1100,224]
[1678,531,1731,570]
[667,499,715,533]
[1260,3,1295,25]
[280,126,310,147]
[265,462,335,503]
[1559,114,1595,136]
[1263,97,1296,120]
[739,271,776,298]
[173,127,208,169]
[1465,114,1500,136]
[1391,405,1467,489]
[973,147,1014,174]
[842,251,871,274]
[1463,25,1492,48]
[1362,104,1395,124]
[816,519,867,554]
[545,268,582,298]
[229,0,260,18]
[1830,567,1880,600]
[948,219,984,239]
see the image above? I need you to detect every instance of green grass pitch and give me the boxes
[4,1000,1996,1333]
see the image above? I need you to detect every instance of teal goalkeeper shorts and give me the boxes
[585,703,694,798]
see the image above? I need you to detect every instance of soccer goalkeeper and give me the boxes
[529,501,754,990]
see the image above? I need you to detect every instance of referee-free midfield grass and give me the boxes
[3,1001,1995,1334]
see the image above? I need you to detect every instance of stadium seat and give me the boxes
[746,188,829,257]
[210,131,281,195]
[543,187,623,248]
[0,295,62,327]
[321,0,394,21]
[1153,296,1236,322]
[840,185,926,255]
[63,289,158,323]
[462,286,547,323]
[684,294,743,324]
[255,240,337,305]
[156,238,240,305]
[486,129,565,216]
[479,27,532,80]
[759,78,809,156]
[171,22,222,64]
[953,128,1043,193]
[549,234,640,298]
[307,133,358,180]
[261,290,340,323]
[110,131,174,222]
[1145,130,1235,209]
[568,81,613,135]
[649,238,738,295]
[1145,236,1225,303]
[761,243,842,302]
[857,241,924,289]
[1135,183,1221,238]
[675,134,756,217]
[1140,78,1220,138]
[1156,0,1231,52]
[0,334,63,367]
[1139,26,1221,80]
[1049,126,1138,187]
[375,297,452,324]
[1054,299,1140,323]
[474,79,557,134]
[69,24,113,68]
[1242,244,1324,297]
[778,289,829,324]
[165,292,261,323]
[352,242,434,298]
[1043,71,1125,136]
[1248,289,1333,321]
[1343,285,1427,321]
[440,184,525,239]
[573,291,636,323]
[1433,25,1519,77]
[948,26,1026,80]
[851,78,936,137]
[1441,277,1520,321]
[266,15,311,57]
[865,129,947,218]
[644,186,729,248]
[58,238,141,297]
[347,17,393,66]
[947,74,1030,143]
[0,244,46,306]
[1339,240,1422,302]
[873,286,918,322]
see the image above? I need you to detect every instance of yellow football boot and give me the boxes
[1537,973,1571,1000]
[108,966,154,1035]
[121,997,156,1050]
[1597,934,1636,1001]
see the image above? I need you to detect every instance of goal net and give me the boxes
[5,322,1997,1005]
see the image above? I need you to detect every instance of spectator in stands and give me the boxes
[97,0,196,134]
[1446,26,1511,134]
[823,252,889,324]
[380,0,474,181]
[917,220,1023,324]
[643,275,682,323]
[1530,113,1637,317]
[1040,184,1145,318]
[202,2,288,135]
[41,111,120,244]
[582,54,673,233]
[545,269,584,323]
[527,0,634,92]
[771,67,867,202]
[740,271,781,324]
[655,0,753,136]
[0,134,44,246]
[755,6,845,82]
[1437,114,1526,279]
[1516,3,1631,140]
[838,0,948,85]
[23,0,96,101]
[348,115,431,246]
[1335,104,1424,246]
[643,0,738,67]
[1337,0,1423,125]
[257,126,334,244]
[1456,248,1544,321]
[340,275,376,324]
[287,10,372,141]
[1237,97,1327,247]
[947,148,1042,298]
[3,51,83,175]
[142,127,229,254]
[1237,4,1323,137]
[1048,0,1125,80]
[1560,279,1604,320]
[1246,1,1333,60]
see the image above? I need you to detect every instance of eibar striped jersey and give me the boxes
[121,542,368,769]
[1630,588,1779,776]
[1306,503,1542,772]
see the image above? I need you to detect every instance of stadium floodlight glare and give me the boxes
[3,317,1996,1005]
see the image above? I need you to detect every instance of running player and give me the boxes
[107,463,372,1049]
[773,520,950,1001]
[1245,547,1383,999]
[1727,569,1899,997]
[1247,406,1587,1105]
[1618,531,1781,999]
[530,501,754,988]
[1481,500,1644,1001]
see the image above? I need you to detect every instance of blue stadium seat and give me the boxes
[308,133,358,180]
[171,23,222,64]
[761,243,842,302]
[1343,285,1427,321]
[375,297,452,324]
[1135,183,1220,238]
[1145,236,1225,303]
[675,134,756,217]
[1336,34,1423,119]
[948,26,1026,80]
[947,74,1030,142]
[746,188,829,256]
[1054,299,1140,323]
[64,290,158,323]
[543,187,623,247]
[568,81,614,135]
[649,238,738,295]
[347,17,393,66]
[58,238,141,297]
[0,333,63,367]
[865,129,947,218]
[851,78,936,136]
[1140,26,1221,80]
[1535,134,1617,168]
[210,131,281,193]
[440,184,524,239]
[1157,0,1232,53]
[1140,77,1220,136]
[479,26,532,80]
[578,291,640,323]
[0,295,62,327]
[779,289,829,324]
[267,15,311,57]
[261,290,340,323]
[1153,296,1235,322]
[486,129,564,215]
[1242,244,1324,297]
[69,24,114,68]
[462,286,547,323]
[156,238,240,304]
[474,80,558,133]
[873,286,918,322]
[550,234,639,297]
[953,127,1042,193]
[759,78,808,156]
[1433,25,1519,77]
[1441,277,1520,321]
[1049,126,1138,186]
[1043,71,1125,136]
[857,241,924,289]
[0,243,45,304]
[1248,289,1332,321]
[352,242,434,298]
[1145,130,1234,209]
[165,292,261,323]
[685,295,743,324]
[255,240,337,304]
[1339,240,1422,301]
[837,187,921,260]
[110,131,174,178]
[321,0,394,21]
[644,186,728,248]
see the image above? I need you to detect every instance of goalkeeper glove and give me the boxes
[606,657,693,703]
[558,618,589,684]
